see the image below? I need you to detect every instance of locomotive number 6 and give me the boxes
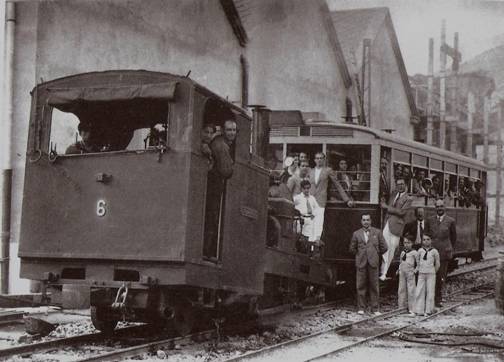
[96,199,107,217]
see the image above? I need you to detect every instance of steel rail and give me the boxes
[0,260,495,360]
[306,283,495,361]
[222,281,494,362]
[0,324,147,359]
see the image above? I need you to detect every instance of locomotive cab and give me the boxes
[19,71,269,333]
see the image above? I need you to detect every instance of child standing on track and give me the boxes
[397,236,417,316]
[415,233,440,316]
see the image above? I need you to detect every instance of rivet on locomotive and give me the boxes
[19,70,487,335]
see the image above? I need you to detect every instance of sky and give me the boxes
[329,0,504,75]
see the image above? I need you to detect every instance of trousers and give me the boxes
[381,222,400,277]
[313,207,325,241]
[435,261,449,304]
[398,268,416,312]
[415,272,436,315]
[356,264,379,311]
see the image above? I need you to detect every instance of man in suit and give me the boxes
[379,157,390,201]
[309,152,354,242]
[349,213,388,315]
[203,119,237,258]
[380,176,413,281]
[425,199,456,307]
[403,207,428,250]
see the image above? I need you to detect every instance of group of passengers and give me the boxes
[268,152,355,257]
[397,164,483,208]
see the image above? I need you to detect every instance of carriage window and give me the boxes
[458,177,482,209]
[267,144,284,170]
[326,145,371,202]
[393,163,412,193]
[287,144,322,168]
[446,162,457,173]
[427,171,444,205]
[412,154,427,168]
[430,158,443,171]
[412,167,429,196]
[394,149,410,163]
[445,173,458,207]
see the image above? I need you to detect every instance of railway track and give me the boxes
[0,258,497,361]
[223,282,495,361]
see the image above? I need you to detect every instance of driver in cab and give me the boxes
[65,123,101,154]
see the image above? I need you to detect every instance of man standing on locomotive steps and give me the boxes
[425,199,456,307]
[203,119,237,259]
[380,176,412,281]
[349,213,388,315]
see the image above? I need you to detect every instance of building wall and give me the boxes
[247,0,350,120]
[369,22,413,139]
[35,0,244,100]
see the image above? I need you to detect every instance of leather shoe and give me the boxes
[435,303,443,308]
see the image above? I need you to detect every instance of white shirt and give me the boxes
[363,228,370,243]
[293,193,319,216]
[314,167,322,185]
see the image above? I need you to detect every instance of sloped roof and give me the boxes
[331,7,419,118]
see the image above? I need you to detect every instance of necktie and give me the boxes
[306,198,312,214]
[418,221,424,243]
[364,229,369,243]
[423,247,429,260]
[402,251,407,261]
[393,193,401,207]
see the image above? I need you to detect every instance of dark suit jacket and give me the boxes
[309,167,350,207]
[403,219,429,245]
[425,214,457,261]
[385,191,413,236]
[349,227,388,268]
[209,136,234,179]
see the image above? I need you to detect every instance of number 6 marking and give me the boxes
[97,200,107,217]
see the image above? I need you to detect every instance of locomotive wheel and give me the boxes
[90,306,118,334]
[172,302,196,336]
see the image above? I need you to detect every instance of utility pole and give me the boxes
[496,102,502,228]
[466,92,474,157]
[483,96,489,165]
[439,20,447,150]
[449,32,459,152]
[427,38,434,146]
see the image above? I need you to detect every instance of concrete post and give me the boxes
[483,96,489,165]
[496,103,502,227]
[466,92,474,157]
[439,20,447,150]
[1,1,15,295]
[426,38,434,146]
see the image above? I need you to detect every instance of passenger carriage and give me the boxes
[268,112,487,279]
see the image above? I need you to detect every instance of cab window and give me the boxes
[326,144,371,202]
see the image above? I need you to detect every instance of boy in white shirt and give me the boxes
[397,236,418,316]
[294,180,320,253]
[415,234,440,316]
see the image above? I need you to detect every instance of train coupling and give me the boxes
[111,283,129,310]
